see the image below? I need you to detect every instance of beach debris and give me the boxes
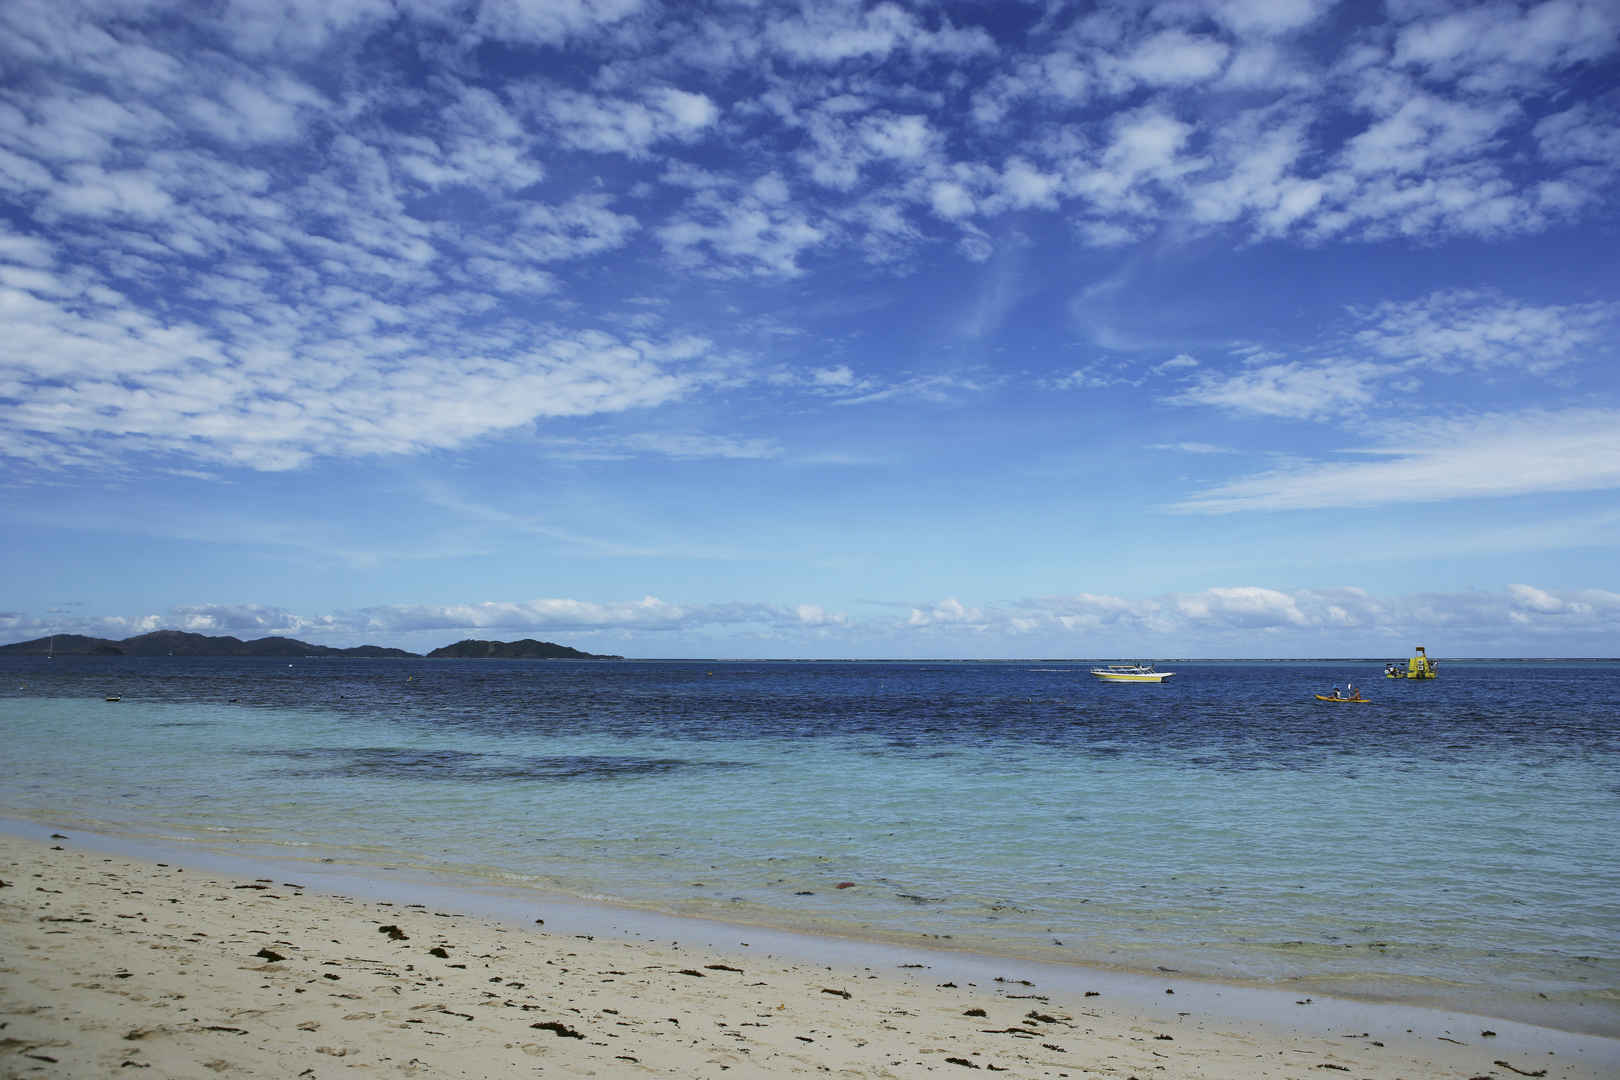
[1492,1062,1548,1077]
[704,964,743,972]
[836,881,856,889]
[254,948,285,962]
[821,987,852,998]
[530,1021,584,1039]
[963,1008,987,1017]
[993,977,1034,987]
[943,1056,979,1067]
[378,924,409,940]
[677,968,705,977]
[1316,1065,1349,1071]
[1481,1029,1497,1037]
[428,946,450,958]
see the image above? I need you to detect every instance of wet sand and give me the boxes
[3,830,1614,1078]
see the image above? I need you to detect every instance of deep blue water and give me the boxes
[3,655,1617,1033]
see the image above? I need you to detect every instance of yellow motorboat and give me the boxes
[1091,663,1175,683]
[1385,646,1439,679]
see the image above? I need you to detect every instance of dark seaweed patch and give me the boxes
[258,745,749,782]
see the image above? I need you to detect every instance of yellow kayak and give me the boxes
[1315,694,1370,702]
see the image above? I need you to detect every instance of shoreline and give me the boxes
[6,811,1617,1043]
[4,825,1617,1079]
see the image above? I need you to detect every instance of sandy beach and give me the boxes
[2,830,1614,1079]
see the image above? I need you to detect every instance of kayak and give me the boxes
[1315,694,1370,702]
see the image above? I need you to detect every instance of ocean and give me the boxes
[3,655,1616,1036]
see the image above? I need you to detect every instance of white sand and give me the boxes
[3,830,1614,1078]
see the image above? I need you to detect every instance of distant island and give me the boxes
[425,638,622,660]
[0,629,621,660]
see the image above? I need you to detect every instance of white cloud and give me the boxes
[1166,359,1389,419]
[794,603,848,627]
[1167,290,1618,423]
[859,113,936,161]
[1507,583,1564,614]
[0,273,718,470]
[507,196,640,262]
[538,87,719,157]
[1534,101,1620,167]
[811,365,857,388]
[2,0,1619,496]
[1120,30,1231,86]
[656,88,720,134]
[604,432,781,460]
[658,196,826,278]
[1150,441,1239,455]
[473,0,645,46]
[929,180,975,220]
[828,372,986,406]
[1390,0,1620,92]
[1350,290,1618,374]
[994,157,1061,210]
[185,73,325,145]
[11,583,1620,655]
[765,2,994,64]
[1171,408,1620,513]
[1172,585,1309,627]
[907,596,985,628]
[1204,0,1331,36]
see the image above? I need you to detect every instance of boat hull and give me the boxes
[1092,671,1175,682]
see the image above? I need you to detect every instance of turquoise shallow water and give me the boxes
[2,656,1617,1034]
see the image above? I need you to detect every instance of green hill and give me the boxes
[425,638,623,660]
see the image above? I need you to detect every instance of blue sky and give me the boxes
[2,0,1618,658]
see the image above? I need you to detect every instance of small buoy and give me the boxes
[105,696,121,702]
